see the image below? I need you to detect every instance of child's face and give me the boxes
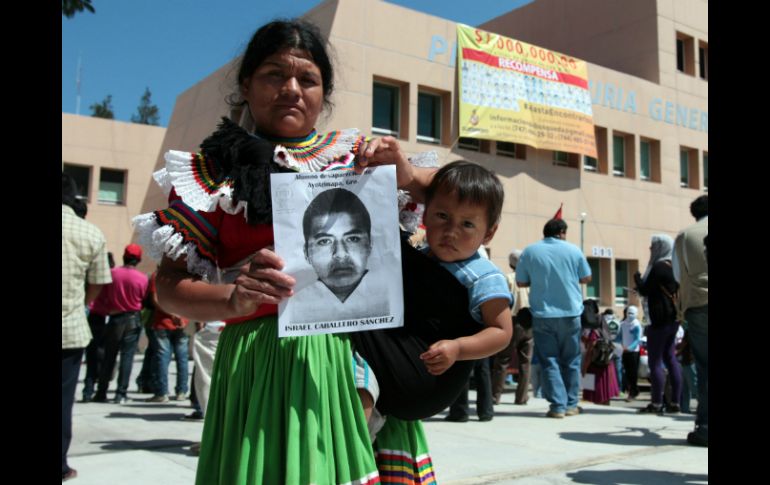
[424,190,498,263]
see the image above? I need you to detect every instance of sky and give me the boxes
[62,0,531,127]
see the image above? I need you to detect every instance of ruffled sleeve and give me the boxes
[154,150,247,215]
[133,194,223,281]
[132,148,237,282]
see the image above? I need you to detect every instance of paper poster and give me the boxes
[457,24,597,158]
[271,166,404,337]
[581,372,596,391]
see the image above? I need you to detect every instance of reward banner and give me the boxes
[457,24,597,158]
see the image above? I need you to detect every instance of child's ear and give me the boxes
[482,223,499,244]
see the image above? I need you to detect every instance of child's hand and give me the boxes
[419,340,461,376]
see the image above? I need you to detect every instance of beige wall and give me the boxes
[62,113,166,274]
[134,0,707,316]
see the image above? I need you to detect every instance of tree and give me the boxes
[62,0,95,18]
[90,95,114,119]
[131,87,160,126]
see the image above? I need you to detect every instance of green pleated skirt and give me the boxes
[195,317,436,485]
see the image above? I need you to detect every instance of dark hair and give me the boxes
[690,194,708,220]
[123,255,141,266]
[72,198,88,219]
[424,160,504,229]
[231,19,334,108]
[302,188,371,242]
[107,252,115,269]
[62,172,79,208]
[543,218,568,238]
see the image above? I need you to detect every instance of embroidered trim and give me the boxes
[273,129,365,172]
[132,208,219,281]
[375,450,436,484]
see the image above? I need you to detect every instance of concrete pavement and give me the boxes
[67,357,707,484]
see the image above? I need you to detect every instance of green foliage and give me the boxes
[90,95,114,119]
[131,87,160,126]
[62,0,95,18]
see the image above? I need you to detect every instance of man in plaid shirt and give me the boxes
[62,173,112,481]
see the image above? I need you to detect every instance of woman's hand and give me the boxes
[419,339,461,376]
[227,248,296,317]
[356,136,414,189]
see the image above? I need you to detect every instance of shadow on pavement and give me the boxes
[567,468,708,484]
[93,439,196,455]
[559,427,685,446]
[106,412,190,422]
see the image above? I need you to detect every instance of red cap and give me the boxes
[123,243,143,260]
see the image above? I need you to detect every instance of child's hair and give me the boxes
[424,160,504,229]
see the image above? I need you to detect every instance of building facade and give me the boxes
[131,0,706,316]
[62,113,166,274]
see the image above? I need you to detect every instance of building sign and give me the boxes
[591,246,614,258]
[456,24,597,158]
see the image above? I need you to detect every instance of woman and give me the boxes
[634,234,682,414]
[135,20,437,485]
[580,320,620,405]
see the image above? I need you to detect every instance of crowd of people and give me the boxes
[62,17,708,484]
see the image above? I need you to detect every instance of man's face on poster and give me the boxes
[305,211,372,295]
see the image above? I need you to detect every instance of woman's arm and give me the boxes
[155,248,296,322]
[419,298,513,376]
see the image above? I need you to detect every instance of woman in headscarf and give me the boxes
[633,234,682,414]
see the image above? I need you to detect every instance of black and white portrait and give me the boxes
[271,166,403,337]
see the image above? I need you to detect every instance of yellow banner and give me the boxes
[457,24,597,158]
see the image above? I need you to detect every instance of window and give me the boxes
[458,137,480,151]
[676,32,695,76]
[592,125,609,174]
[639,137,661,183]
[680,149,689,187]
[372,82,400,136]
[680,146,700,189]
[640,140,651,180]
[676,38,685,72]
[703,152,708,191]
[497,141,517,158]
[98,168,126,205]
[583,155,598,172]
[612,135,625,176]
[553,151,569,166]
[553,150,579,168]
[496,141,525,159]
[62,163,91,201]
[417,92,441,144]
[615,260,629,305]
[699,41,708,80]
[586,258,600,299]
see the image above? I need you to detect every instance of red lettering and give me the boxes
[547,52,555,63]
[474,30,482,43]
[515,42,523,54]
[506,39,513,51]
[496,37,504,49]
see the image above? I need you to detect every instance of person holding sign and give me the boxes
[134,19,438,485]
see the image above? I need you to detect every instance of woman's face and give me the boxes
[241,48,324,138]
